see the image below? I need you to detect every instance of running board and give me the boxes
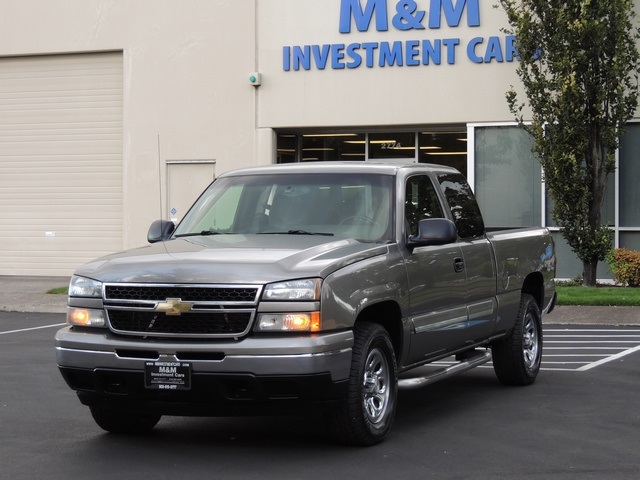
[398,350,492,390]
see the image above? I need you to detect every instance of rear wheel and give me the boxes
[325,322,397,446]
[90,406,161,434]
[492,293,542,386]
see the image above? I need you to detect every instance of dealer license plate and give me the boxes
[144,361,191,390]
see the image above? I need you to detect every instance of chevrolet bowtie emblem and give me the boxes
[155,298,194,316]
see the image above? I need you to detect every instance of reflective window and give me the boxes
[276,129,467,169]
[620,232,640,250]
[276,135,296,163]
[620,124,640,227]
[437,172,485,239]
[301,133,365,162]
[368,132,416,159]
[405,175,444,236]
[545,175,614,228]
[475,126,541,228]
[550,232,613,279]
[419,130,467,176]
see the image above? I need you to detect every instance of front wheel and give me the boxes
[90,406,161,434]
[324,322,397,446]
[492,293,543,386]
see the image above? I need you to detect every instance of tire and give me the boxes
[325,322,398,446]
[492,293,543,386]
[90,406,161,434]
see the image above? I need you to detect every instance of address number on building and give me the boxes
[144,361,191,390]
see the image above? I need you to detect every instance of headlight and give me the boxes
[67,307,106,327]
[255,312,321,332]
[262,278,321,301]
[69,275,103,298]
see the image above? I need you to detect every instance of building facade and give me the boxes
[1,0,639,277]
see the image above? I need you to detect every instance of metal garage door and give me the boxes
[0,52,123,276]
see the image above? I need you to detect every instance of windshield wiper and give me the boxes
[259,230,334,236]
[174,230,225,238]
[288,229,334,236]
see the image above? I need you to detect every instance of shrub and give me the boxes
[606,248,640,287]
[555,276,583,287]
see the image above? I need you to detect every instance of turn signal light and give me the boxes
[67,307,106,327]
[256,311,321,332]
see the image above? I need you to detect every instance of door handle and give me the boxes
[453,257,465,273]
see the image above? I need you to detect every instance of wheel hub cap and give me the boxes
[362,348,390,424]
[523,314,539,369]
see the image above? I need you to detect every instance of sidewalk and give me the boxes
[0,276,69,314]
[0,275,639,325]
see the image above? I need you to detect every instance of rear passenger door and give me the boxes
[403,174,469,364]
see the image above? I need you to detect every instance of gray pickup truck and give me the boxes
[55,162,556,445]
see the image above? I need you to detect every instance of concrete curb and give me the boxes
[544,305,640,326]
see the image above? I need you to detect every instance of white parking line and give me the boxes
[546,329,640,333]
[545,347,634,350]
[578,345,640,371]
[0,323,66,335]
[542,327,640,371]
[546,341,640,343]
[544,354,608,356]
[544,361,594,364]
[547,335,640,338]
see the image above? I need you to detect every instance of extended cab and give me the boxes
[55,162,556,445]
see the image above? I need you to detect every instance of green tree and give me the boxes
[499,0,640,286]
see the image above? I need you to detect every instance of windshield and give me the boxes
[173,172,394,243]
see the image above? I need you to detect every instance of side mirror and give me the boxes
[407,218,458,248]
[147,220,176,243]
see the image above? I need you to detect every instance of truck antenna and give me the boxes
[157,135,163,221]
[157,135,171,254]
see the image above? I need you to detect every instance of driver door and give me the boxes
[402,174,469,364]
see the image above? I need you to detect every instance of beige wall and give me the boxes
[0,0,259,252]
[257,0,522,127]
[1,0,639,274]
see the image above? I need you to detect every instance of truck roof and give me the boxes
[219,161,462,178]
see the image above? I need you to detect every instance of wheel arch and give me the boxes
[522,271,544,309]
[354,301,403,359]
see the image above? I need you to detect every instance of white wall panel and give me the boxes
[0,52,123,275]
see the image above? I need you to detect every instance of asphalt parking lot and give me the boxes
[2,310,640,480]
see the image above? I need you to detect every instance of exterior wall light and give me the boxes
[249,72,262,86]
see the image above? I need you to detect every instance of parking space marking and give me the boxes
[543,328,640,371]
[0,323,66,335]
[576,345,640,371]
[427,327,640,373]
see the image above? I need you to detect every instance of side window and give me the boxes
[405,175,444,236]
[437,173,486,239]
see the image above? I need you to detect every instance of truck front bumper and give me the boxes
[55,327,353,416]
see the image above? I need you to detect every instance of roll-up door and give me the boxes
[0,52,123,276]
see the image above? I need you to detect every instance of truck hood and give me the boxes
[74,234,390,284]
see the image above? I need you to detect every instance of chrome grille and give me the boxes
[108,310,253,336]
[105,285,259,303]
[103,283,261,338]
